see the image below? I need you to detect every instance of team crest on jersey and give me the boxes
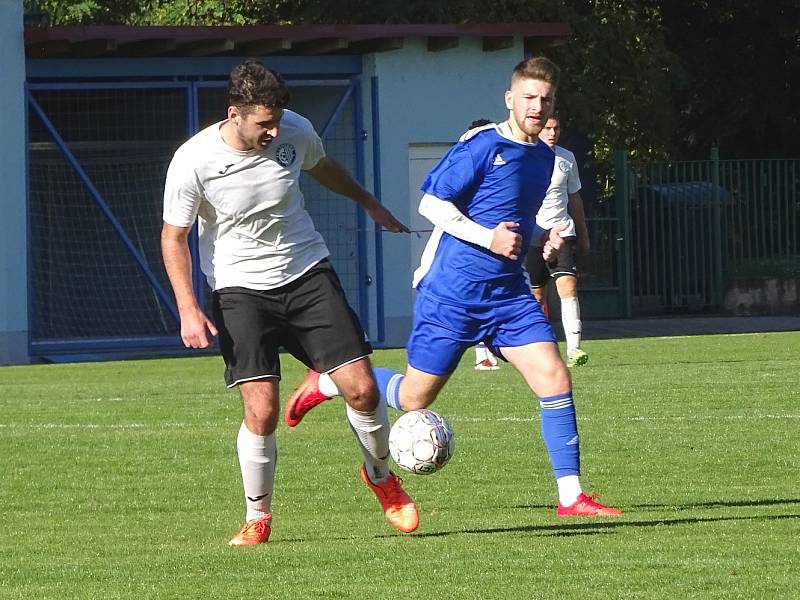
[558,160,571,173]
[275,143,297,167]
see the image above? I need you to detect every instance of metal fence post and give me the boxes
[710,145,723,305]
[614,150,632,317]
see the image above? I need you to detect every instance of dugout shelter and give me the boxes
[0,6,570,365]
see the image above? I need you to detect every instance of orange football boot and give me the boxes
[360,465,419,533]
[557,493,623,517]
[228,514,272,546]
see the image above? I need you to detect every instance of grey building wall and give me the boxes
[363,37,525,346]
[0,1,28,365]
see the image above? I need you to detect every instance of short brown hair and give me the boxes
[228,59,291,113]
[511,56,560,88]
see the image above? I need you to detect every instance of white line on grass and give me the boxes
[453,414,800,423]
[1,414,799,429]
[0,422,220,430]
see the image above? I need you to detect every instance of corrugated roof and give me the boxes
[24,23,571,58]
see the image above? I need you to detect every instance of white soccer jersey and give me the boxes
[163,110,329,290]
[535,145,582,238]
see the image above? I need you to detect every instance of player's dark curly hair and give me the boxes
[228,59,291,114]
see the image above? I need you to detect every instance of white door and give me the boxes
[407,144,452,278]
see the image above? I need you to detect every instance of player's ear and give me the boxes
[504,90,513,111]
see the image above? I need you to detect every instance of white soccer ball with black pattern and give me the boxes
[389,409,455,475]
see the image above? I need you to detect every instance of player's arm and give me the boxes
[306,157,409,233]
[418,194,522,260]
[567,191,590,255]
[160,223,218,349]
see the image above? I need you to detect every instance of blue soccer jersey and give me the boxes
[408,124,557,375]
[416,125,555,307]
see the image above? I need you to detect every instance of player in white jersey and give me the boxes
[161,60,418,545]
[525,115,591,367]
[286,57,622,519]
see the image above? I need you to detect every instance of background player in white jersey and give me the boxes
[286,57,622,518]
[161,59,418,545]
[526,115,591,367]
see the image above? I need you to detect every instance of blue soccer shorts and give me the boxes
[406,292,556,375]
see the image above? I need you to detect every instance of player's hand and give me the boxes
[490,221,522,260]
[179,307,218,349]
[367,203,410,233]
[541,225,567,262]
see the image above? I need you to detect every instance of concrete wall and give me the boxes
[723,278,800,316]
[363,38,524,346]
[0,1,28,365]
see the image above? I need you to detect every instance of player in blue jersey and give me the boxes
[285,57,622,519]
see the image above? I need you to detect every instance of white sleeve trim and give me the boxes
[418,194,494,249]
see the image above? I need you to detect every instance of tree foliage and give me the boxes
[25,0,797,166]
[661,0,800,159]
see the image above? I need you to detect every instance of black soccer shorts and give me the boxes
[212,259,372,387]
[526,236,579,288]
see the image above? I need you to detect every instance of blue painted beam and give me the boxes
[27,56,362,80]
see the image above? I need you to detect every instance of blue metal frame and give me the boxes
[27,75,371,358]
[351,79,370,331]
[26,81,191,356]
[193,79,354,90]
[318,81,354,138]
[187,82,205,311]
[26,87,181,326]
[27,56,362,81]
[27,81,193,91]
[370,76,385,343]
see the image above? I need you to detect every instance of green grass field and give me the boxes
[1,332,798,599]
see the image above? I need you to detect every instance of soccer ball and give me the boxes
[388,409,455,475]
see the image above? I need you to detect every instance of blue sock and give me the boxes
[539,392,580,478]
[373,367,404,411]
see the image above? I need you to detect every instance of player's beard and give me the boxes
[257,135,274,150]
[241,133,273,151]
[233,121,274,151]
[519,114,545,138]
[509,113,545,142]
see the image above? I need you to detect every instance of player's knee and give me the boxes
[240,385,279,434]
[244,409,279,436]
[534,355,571,391]
[343,380,379,412]
[551,360,572,389]
[554,273,578,297]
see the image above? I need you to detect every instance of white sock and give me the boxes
[236,422,276,522]
[561,297,582,353]
[556,475,582,506]
[475,343,488,363]
[318,372,340,397]
[486,349,498,366]
[346,401,391,483]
